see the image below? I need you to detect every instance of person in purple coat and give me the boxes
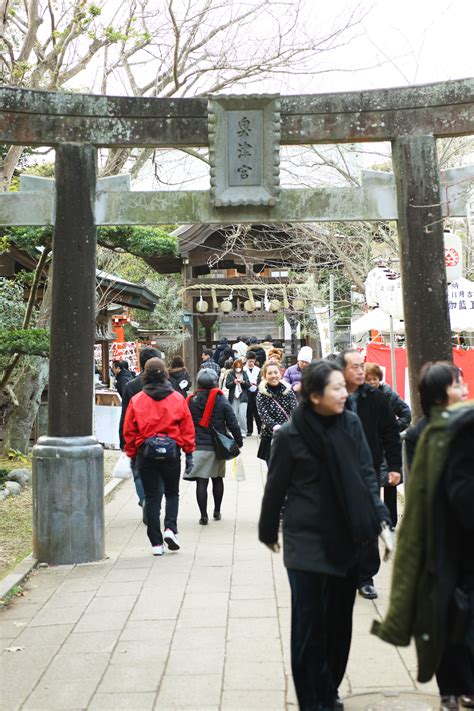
[282,346,313,398]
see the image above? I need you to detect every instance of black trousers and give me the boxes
[139,455,180,546]
[383,486,398,528]
[246,390,261,434]
[287,567,357,711]
[436,589,474,695]
[357,538,380,588]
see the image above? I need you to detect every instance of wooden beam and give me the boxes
[0,78,472,147]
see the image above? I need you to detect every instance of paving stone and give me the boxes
[74,608,129,632]
[86,594,138,614]
[61,629,120,654]
[29,605,86,627]
[171,627,226,652]
[156,674,221,707]
[24,677,99,710]
[221,689,286,709]
[96,580,144,597]
[227,616,280,639]
[110,639,169,665]
[120,619,175,643]
[98,662,165,693]
[88,692,156,710]
[224,660,286,690]
[225,636,283,662]
[166,648,224,676]
[229,598,277,618]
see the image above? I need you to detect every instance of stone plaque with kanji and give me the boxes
[208,94,280,207]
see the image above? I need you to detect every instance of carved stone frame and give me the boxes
[208,94,280,207]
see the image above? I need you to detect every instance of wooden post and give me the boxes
[32,144,104,564]
[392,134,452,418]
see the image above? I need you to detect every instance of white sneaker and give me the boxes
[164,528,180,551]
[152,545,164,556]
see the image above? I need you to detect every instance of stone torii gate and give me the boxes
[0,79,472,564]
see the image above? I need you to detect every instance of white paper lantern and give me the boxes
[220,300,232,313]
[292,299,305,311]
[269,299,281,312]
[244,299,256,312]
[196,299,208,313]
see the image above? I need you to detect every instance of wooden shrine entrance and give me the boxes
[0,79,472,563]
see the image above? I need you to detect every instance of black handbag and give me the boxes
[210,426,240,461]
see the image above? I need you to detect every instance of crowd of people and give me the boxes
[113,339,473,711]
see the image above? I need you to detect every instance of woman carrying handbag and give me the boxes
[256,361,297,464]
[187,369,243,525]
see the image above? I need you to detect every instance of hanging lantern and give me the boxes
[196,293,208,313]
[244,300,256,312]
[292,299,305,311]
[220,300,232,313]
[269,299,281,312]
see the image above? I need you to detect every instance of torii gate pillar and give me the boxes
[392,135,452,413]
[32,144,105,564]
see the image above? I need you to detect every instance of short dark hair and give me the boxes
[171,355,184,369]
[112,360,122,369]
[264,334,273,341]
[246,351,256,360]
[301,360,343,403]
[143,357,168,385]
[139,346,159,371]
[337,349,360,369]
[122,360,130,370]
[249,337,257,344]
[418,361,461,417]
[202,348,213,357]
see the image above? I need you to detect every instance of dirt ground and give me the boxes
[0,449,121,582]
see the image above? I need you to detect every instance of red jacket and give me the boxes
[123,390,195,457]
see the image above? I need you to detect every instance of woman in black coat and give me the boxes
[256,361,297,463]
[168,355,192,398]
[187,369,243,525]
[259,360,391,711]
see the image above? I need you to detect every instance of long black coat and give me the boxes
[348,383,402,475]
[188,391,243,450]
[259,410,388,576]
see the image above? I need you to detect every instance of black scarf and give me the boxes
[292,403,381,566]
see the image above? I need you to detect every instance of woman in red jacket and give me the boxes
[124,358,195,556]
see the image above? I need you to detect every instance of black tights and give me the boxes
[196,478,224,518]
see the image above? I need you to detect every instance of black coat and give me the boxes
[225,370,250,404]
[380,383,412,431]
[404,416,428,470]
[115,368,133,397]
[348,383,402,475]
[168,368,192,398]
[119,374,144,449]
[188,391,243,450]
[259,410,388,576]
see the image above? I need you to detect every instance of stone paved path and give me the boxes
[0,437,438,710]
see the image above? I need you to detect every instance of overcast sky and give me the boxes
[299,0,473,93]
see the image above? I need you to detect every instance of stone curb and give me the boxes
[0,476,125,602]
[0,554,37,602]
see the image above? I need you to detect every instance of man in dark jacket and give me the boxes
[339,349,402,599]
[200,348,221,376]
[112,360,133,397]
[119,347,160,520]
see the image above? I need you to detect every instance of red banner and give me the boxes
[365,343,474,403]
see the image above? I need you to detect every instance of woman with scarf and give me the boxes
[259,360,391,711]
[168,355,192,398]
[256,361,297,463]
[123,358,195,556]
[187,369,243,525]
[225,358,250,437]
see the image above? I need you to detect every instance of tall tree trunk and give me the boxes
[1,275,51,453]
[1,145,25,191]
[2,357,49,453]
